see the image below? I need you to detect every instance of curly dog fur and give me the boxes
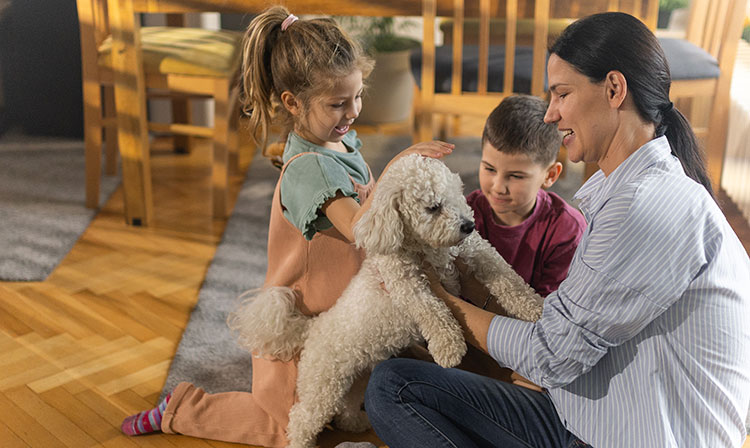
[228,155,543,448]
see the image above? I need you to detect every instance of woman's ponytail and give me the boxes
[662,106,715,198]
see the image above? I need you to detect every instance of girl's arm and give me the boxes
[322,140,455,243]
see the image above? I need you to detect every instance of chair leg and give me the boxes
[171,97,192,153]
[212,79,231,218]
[83,82,103,209]
[103,85,118,176]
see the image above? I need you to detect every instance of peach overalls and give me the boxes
[161,152,374,447]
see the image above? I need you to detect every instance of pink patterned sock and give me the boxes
[121,392,171,436]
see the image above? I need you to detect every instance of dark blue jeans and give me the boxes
[364,358,590,448]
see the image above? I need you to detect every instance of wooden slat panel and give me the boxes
[450,0,464,95]
[531,0,550,97]
[477,0,490,94]
[503,0,518,94]
[419,0,437,142]
[669,78,718,98]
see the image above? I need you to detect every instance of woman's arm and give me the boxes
[425,265,496,353]
[323,140,455,243]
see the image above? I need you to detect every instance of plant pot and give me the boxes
[657,9,672,29]
[357,49,415,125]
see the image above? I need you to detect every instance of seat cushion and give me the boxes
[659,37,720,80]
[98,26,242,77]
[411,45,547,94]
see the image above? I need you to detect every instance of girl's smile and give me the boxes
[295,70,364,151]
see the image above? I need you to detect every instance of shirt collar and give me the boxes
[574,135,672,220]
[284,130,361,162]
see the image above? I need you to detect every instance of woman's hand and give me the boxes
[422,262,494,353]
[422,262,448,297]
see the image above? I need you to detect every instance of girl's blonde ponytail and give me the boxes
[238,7,373,162]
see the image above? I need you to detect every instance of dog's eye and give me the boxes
[426,203,442,214]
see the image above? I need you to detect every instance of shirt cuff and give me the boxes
[487,314,534,370]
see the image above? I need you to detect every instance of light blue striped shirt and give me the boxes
[488,136,750,447]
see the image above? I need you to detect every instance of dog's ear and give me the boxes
[354,180,403,254]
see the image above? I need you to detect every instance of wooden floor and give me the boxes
[1,131,749,448]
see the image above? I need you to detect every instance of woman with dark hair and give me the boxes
[364,12,750,447]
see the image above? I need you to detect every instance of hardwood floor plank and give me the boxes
[12,287,98,339]
[95,358,172,396]
[6,385,99,447]
[0,420,30,448]
[39,386,140,447]
[0,332,45,367]
[27,337,173,395]
[0,391,60,447]
[0,287,65,338]
[71,291,162,342]
[0,300,35,336]
[24,336,140,394]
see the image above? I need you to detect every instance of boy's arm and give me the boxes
[534,206,586,296]
[535,245,578,297]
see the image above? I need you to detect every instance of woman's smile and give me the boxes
[561,129,575,146]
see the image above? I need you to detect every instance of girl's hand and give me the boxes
[382,140,454,173]
[398,140,454,160]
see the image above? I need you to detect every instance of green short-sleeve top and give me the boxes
[280,130,371,240]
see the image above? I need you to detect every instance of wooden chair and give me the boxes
[412,0,659,143]
[661,0,747,187]
[76,0,243,225]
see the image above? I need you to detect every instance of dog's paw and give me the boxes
[430,338,467,368]
[334,410,371,433]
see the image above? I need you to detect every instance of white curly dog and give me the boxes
[229,154,543,448]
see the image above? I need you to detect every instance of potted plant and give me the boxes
[658,0,689,29]
[337,17,420,125]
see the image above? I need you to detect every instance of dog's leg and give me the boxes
[457,232,543,322]
[287,354,357,448]
[382,261,467,368]
[333,371,371,433]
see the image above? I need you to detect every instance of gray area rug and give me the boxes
[0,139,120,281]
[161,133,583,396]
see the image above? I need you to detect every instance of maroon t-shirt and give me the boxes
[466,189,587,297]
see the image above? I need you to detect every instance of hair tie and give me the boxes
[661,101,674,114]
[281,14,299,31]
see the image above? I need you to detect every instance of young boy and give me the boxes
[455,94,586,390]
[467,94,586,298]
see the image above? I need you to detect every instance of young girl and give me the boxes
[120,6,452,447]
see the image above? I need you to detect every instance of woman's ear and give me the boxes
[280,90,300,116]
[542,161,563,189]
[604,70,627,109]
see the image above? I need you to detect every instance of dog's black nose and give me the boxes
[460,220,475,235]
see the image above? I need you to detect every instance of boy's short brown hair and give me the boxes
[481,95,561,166]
